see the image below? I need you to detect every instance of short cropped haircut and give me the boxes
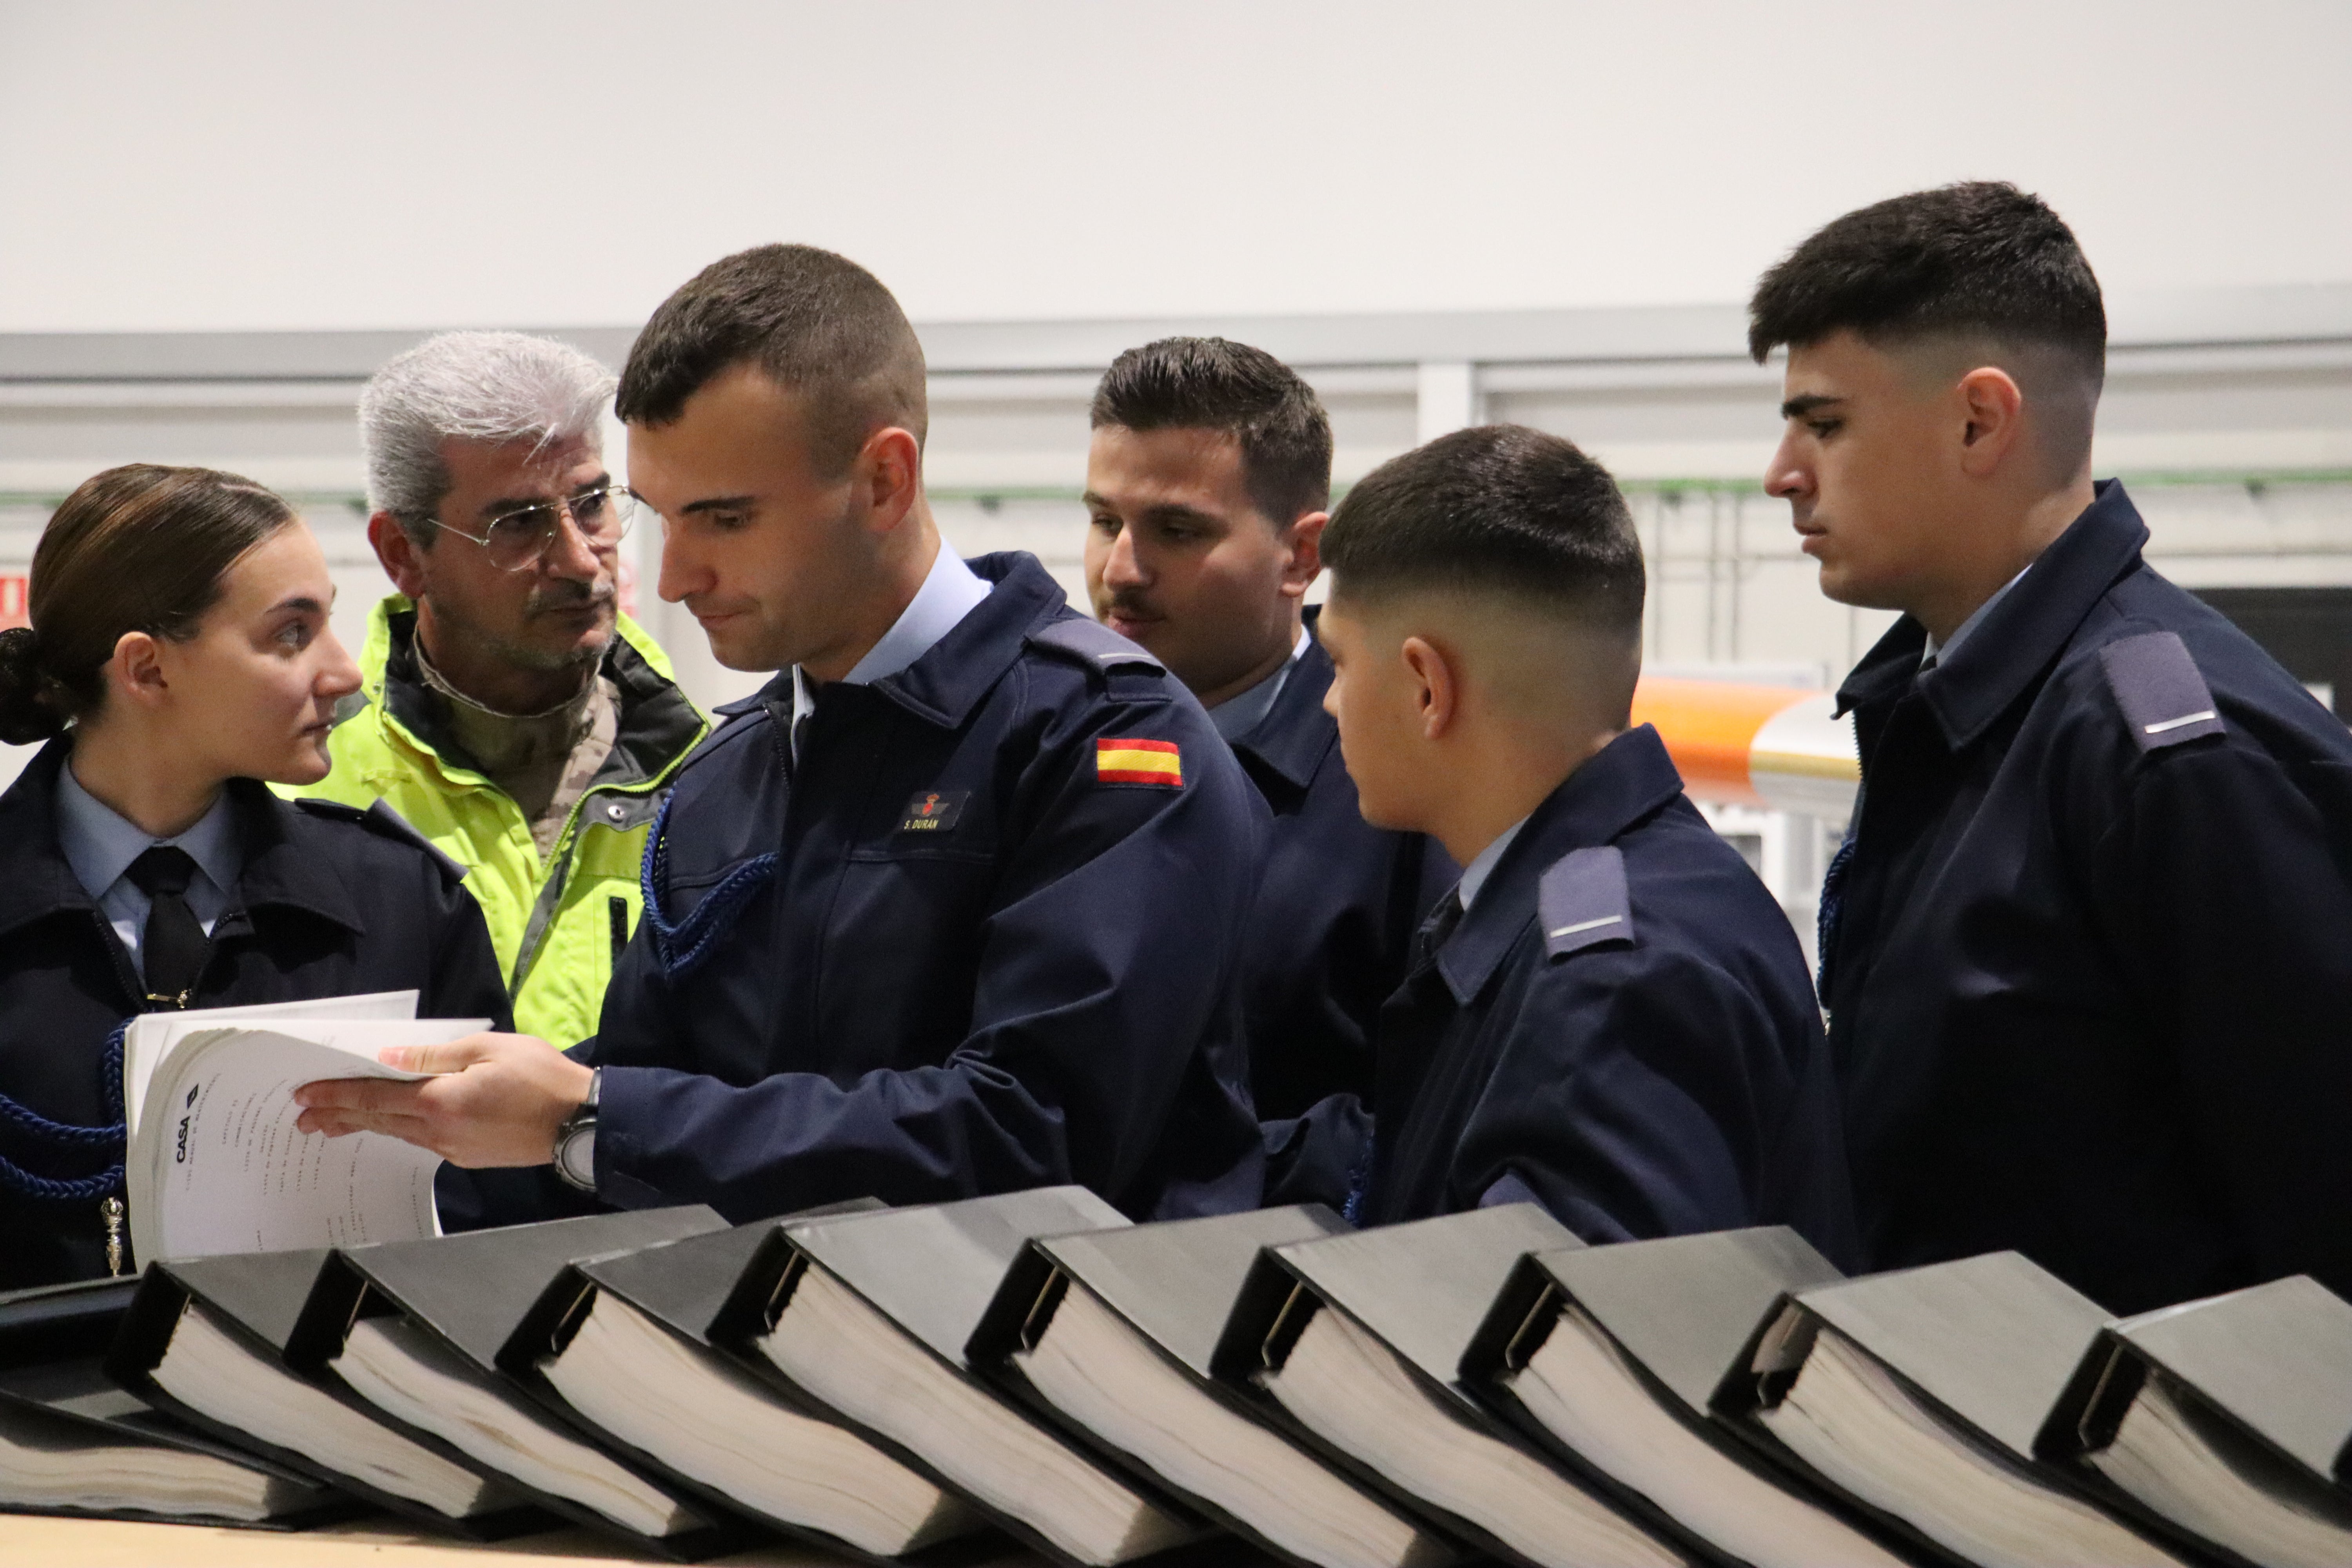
[616,244,928,476]
[1091,338,1333,524]
[1748,181,2106,383]
[1322,424,1643,639]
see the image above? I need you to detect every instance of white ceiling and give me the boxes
[3,0,2348,333]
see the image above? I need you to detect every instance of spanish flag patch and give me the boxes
[1096,737,1183,787]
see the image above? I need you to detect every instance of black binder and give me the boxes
[967,1204,1384,1565]
[284,1205,748,1559]
[0,1277,348,1530]
[1461,1227,1936,1567]
[2042,1274,2352,1563]
[500,1200,1013,1566]
[1209,1202,1666,1565]
[706,1187,1236,1568]
[105,1246,549,1539]
[1716,1251,2207,1567]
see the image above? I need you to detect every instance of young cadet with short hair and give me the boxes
[1083,337,1455,1120]
[1757,182,2352,1312]
[298,244,1266,1221]
[0,465,512,1288]
[1271,423,1857,1256]
[293,332,706,1056]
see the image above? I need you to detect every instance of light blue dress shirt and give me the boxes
[1207,628,1310,744]
[1454,814,1530,913]
[54,763,241,982]
[790,540,994,756]
[1925,564,2031,668]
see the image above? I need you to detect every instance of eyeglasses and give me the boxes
[422,484,639,572]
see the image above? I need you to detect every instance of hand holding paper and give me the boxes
[293,1032,593,1168]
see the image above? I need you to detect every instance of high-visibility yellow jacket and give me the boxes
[286,596,708,1049]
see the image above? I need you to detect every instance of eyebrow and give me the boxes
[1780,393,1845,420]
[270,595,328,617]
[679,495,757,515]
[477,474,614,519]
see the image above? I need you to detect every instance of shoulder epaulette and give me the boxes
[1538,845,1635,958]
[292,796,468,885]
[1025,616,1166,674]
[2097,631,2224,753]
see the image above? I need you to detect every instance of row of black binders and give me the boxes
[0,1191,2348,1568]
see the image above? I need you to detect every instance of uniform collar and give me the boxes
[1435,723,1684,1006]
[1227,611,1338,795]
[54,758,242,907]
[0,740,105,937]
[1835,480,2152,751]
[0,743,366,941]
[227,781,373,936]
[1209,626,1308,743]
[865,552,1072,730]
[840,539,992,686]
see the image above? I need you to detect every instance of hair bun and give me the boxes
[0,626,65,746]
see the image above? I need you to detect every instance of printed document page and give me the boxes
[129,1016,482,1265]
[121,991,419,1142]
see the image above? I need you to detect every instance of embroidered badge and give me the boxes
[898,789,970,833]
[1095,737,1183,787]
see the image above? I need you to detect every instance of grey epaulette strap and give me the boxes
[1026,616,1165,673]
[292,796,468,885]
[2098,631,2225,753]
[1539,846,1635,958]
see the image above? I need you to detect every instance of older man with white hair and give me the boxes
[293,331,705,1056]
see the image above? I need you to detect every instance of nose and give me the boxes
[540,507,604,582]
[655,520,706,606]
[1764,431,1813,503]
[1101,525,1148,590]
[316,627,363,701]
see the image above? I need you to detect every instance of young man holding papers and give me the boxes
[298,243,1266,1223]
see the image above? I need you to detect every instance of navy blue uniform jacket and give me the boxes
[1824,481,2352,1313]
[0,741,513,1290]
[1268,724,1858,1259]
[1229,612,1456,1120]
[581,552,1267,1223]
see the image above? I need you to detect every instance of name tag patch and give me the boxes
[1096,737,1183,787]
[898,790,969,833]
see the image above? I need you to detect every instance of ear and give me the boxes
[855,426,924,535]
[1279,512,1327,600]
[367,512,431,601]
[106,630,170,711]
[1399,633,1460,741]
[1955,366,2027,478]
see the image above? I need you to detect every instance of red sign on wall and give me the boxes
[0,577,24,632]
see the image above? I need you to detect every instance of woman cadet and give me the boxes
[0,464,513,1288]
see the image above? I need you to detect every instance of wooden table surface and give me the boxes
[0,1514,1052,1566]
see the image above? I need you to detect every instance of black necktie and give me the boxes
[1415,893,1465,967]
[125,846,208,1007]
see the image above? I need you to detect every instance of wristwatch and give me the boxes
[553,1068,601,1192]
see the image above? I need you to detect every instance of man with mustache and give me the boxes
[1082,338,1454,1151]
[294,331,706,1059]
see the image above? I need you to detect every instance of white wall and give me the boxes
[2,0,2349,333]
